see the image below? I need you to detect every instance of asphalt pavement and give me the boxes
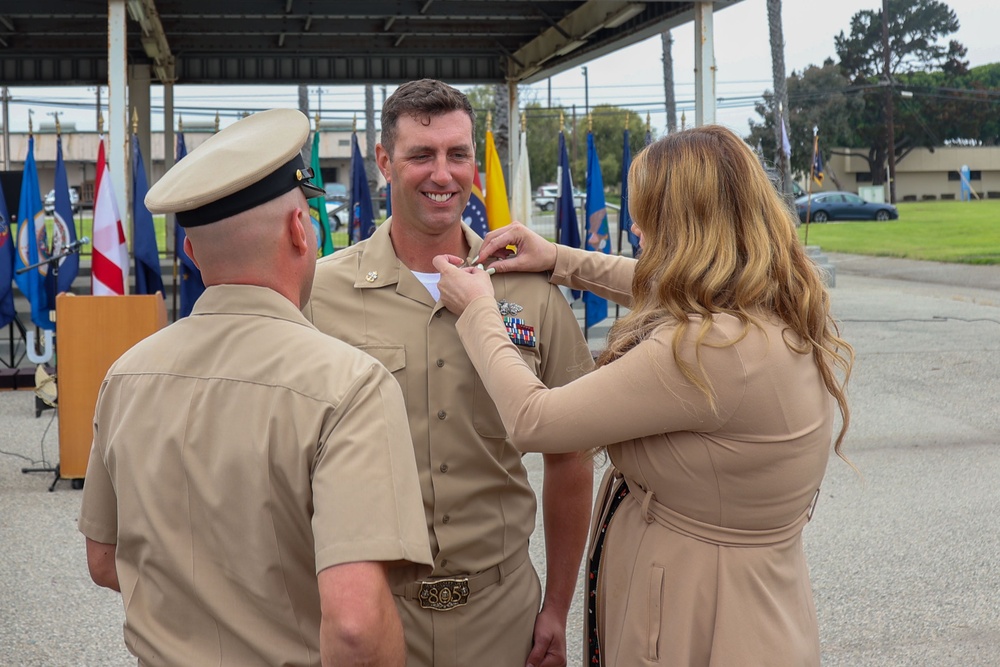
[2,252,999,666]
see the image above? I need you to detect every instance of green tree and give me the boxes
[833,0,967,183]
[748,60,862,182]
[466,86,654,194]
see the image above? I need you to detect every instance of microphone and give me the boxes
[66,236,90,251]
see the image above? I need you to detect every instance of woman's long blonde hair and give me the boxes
[597,125,854,459]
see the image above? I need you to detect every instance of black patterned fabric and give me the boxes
[587,481,630,666]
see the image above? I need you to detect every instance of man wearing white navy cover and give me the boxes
[79,108,432,667]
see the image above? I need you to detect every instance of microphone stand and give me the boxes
[16,241,85,491]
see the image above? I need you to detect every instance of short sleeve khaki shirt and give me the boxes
[79,285,431,666]
[306,221,594,576]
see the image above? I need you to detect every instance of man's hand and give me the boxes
[526,605,568,667]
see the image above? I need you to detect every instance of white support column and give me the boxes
[108,0,129,258]
[693,1,717,127]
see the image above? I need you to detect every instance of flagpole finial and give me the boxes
[486,111,492,132]
[97,110,104,135]
[680,111,686,131]
[624,111,629,130]
[28,110,33,137]
[178,115,183,133]
[52,111,62,136]
[353,114,357,133]
[813,125,819,136]
[520,112,526,133]
[559,111,564,133]
[131,107,139,135]
[214,111,220,133]
[646,112,651,133]
[588,113,593,133]
[317,112,322,132]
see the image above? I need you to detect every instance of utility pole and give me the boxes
[882,0,897,204]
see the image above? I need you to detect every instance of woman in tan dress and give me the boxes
[431,125,854,666]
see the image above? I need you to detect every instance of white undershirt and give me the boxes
[411,271,442,301]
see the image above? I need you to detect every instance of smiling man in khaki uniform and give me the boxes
[306,80,595,667]
[79,108,432,667]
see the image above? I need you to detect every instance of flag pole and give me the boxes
[805,126,818,246]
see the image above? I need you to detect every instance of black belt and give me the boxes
[392,549,528,611]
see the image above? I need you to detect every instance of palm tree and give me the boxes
[767,0,793,196]
[662,30,677,134]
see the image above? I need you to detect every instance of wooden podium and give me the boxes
[56,294,167,481]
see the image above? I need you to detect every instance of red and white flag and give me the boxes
[91,138,129,295]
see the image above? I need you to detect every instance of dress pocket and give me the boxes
[648,565,664,661]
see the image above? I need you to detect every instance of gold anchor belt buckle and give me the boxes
[417,577,471,611]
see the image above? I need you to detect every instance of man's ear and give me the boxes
[375,143,391,183]
[288,206,310,255]
[182,236,201,270]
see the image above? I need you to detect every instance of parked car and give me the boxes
[324,182,348,230]
[534,184,585,211]
[43,187,81,214]
[795,191,898,223]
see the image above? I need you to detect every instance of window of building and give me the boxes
[947,170,981,181]
[855,172,873,183]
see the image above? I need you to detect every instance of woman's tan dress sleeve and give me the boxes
[455,296,747,454]
[551,244,636,307]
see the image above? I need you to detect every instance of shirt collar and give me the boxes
[190,284,314,328]
[353,217,485,289]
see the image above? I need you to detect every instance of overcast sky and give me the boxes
[3,0,998,137]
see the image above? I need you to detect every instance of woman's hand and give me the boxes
[432,254,496,315]
[475,222,558,275]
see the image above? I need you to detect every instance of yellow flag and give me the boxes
[484,130,511,231]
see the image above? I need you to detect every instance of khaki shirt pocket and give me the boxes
[472,344,541,440]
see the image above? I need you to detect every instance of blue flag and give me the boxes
[583,132,609,329]
[132,135,164,296]
[52,135,80,293]
[462,168,488,238]
[556,131,581,300]
[349,133,376,244]
[0,182,14,329]
[621,128,640,259]
[14,137,53,330]
[173,134,205,317]
[812,148,825,187]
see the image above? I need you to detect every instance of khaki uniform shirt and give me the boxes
[306,220,594,577]
[79,285,432,667]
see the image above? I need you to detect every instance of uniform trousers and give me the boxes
[392,551,541,667]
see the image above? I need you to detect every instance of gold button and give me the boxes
[436,359,444,367]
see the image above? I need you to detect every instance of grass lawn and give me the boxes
[798,198,1000,265]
